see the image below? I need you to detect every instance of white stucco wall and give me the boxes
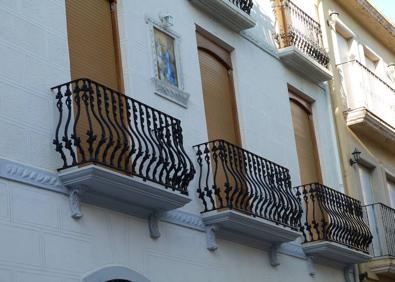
[0,178,345,282]
[0,0,346,281]
[0,0,69,170]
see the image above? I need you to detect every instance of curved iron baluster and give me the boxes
[70,80,85,163]
[141,106,157,181]
[162,117,178,187]
[224,142,242,210]
[217,141,232,209]
[156,114,170,184]
[101,87,115,164]
[91,82,107,163]
[108,90,122,168]
[151,111,164,182]
[195,145,207,211]
[203,143,213,209]
[114,92,129,170]
[53,86,68,168]
[210,141,223,209]
[62,84,77,166]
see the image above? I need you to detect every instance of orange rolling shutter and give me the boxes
[66,0,121,90]
[289,92,322,184]
[66,0,126,169]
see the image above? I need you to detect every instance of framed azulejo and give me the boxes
[154,27,179,87]
[146,16,189,108]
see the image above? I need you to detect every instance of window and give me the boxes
[66,0,123,91]
[289,89,322,184]
[363,46,379,72]
[359,165,374,205]
[335,32,350,63]
[359,165,380,254]
[387,177,395,208]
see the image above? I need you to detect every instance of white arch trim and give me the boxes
[83,265,151,282]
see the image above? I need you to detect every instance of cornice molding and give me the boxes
[356,0,395,37]
[0,158,66,194]
[161,209,206,231]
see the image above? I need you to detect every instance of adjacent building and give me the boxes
[0,0,391,281]
[319,0,395,281]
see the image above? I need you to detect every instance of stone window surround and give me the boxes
[83,265,150,282]
[145,16,190,108]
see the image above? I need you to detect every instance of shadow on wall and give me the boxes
[247,0,277,51]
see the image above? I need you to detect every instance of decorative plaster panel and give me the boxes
[0,158,66,194]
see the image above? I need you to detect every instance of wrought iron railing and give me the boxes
[294,183,372,253]
[340,60,395,129]
[273,0,329,67]
[52,78,195,194]
[193,140,302,229]
[363,203,395,257]
[229,0,254,15]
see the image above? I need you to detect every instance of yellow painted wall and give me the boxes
[319,0,395,280]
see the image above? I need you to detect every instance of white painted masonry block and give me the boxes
[0,224,41,266]
[16,271,63,282]
[12,185,59,229]
[44,233,94,273]
[0,268,12,282]
[0,181,10,219]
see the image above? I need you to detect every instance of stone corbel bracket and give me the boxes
[344,265,354,282]
[69,187,83,219]
[307,256,315,277]
[149,211,161,239]
[205,225,218,251]
[269,243,281,267]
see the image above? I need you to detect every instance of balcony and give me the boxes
[341,60,395,150]
[294,183,372,265]
[52,79,195,223]
[189,0,256,32]
[194,140,301,252]
[363,203,395,278]
[273,0,332,83]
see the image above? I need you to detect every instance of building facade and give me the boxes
[319,0,395,281]
[0,0,390,281]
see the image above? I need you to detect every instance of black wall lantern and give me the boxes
[349,148,362,166]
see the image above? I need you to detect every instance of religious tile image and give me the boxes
[154,27,178,87]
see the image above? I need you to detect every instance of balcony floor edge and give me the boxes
[302,241,372,265]
[189,0,256,32]
[202,210,301,245]
[278,46,333,83]
[366,256,395,277]
[59,165,191,217]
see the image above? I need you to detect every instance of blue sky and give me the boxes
[370,0,395,23]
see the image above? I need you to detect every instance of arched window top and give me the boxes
[83,266,150,282]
